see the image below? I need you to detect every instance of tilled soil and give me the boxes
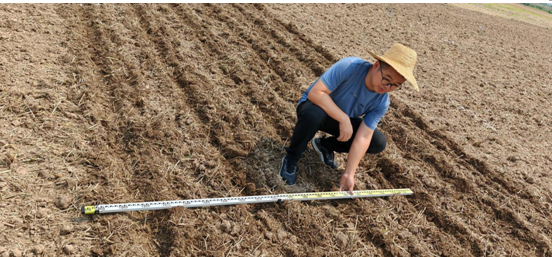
[0,3,550,257]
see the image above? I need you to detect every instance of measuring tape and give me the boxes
[81,188,413,215]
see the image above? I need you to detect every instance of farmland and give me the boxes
[0,3,550,256]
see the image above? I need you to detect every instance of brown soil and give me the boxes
[1,3,550,257]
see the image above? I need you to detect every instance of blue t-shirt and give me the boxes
[298,57,390,130]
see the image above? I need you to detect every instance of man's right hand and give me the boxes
[339,172,355,194]
[307,79,352,141]
[337,119,353,142]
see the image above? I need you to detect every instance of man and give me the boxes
[279,43,419,193]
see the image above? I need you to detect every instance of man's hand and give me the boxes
[307,79,352,142]
[339,172,355,194]
[339,122,374,195]
[337,119,353,142]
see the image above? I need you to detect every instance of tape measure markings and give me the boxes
[81,188,413,214]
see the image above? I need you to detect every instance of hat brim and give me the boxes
[369,51,419,92]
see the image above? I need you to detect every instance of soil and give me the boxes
[0,3,550,257]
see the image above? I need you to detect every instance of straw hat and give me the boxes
[368,43,419,91]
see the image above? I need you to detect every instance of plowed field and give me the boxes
[1,3,551,257]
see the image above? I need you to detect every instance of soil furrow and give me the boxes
[380,108,551,254]
[128,4,253,201]
[369,157,480,256]
[261,4,338,64]
[194,4,303,100]
[133,4,252,163]
[170,4,296,139]
[67,5,137,199]
[386,99,552,253]
[57,4,166,255]
[392,96,549,211]
[383,143,522,254]
[232,3,332,77]
[56,6,115,187]
[69,4,241,255]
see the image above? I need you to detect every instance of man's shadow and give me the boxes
[236,135,346,196]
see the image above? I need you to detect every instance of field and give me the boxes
[0,3,551,257]
[452,3,552,29]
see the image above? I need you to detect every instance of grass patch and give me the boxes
[452,3,552,29]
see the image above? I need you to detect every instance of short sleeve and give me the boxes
[319,57,357,92]
[363,99,390,130]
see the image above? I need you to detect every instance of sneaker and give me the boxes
[279,155,297,185]
[311,137,339,169]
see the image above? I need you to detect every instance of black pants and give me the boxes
[285,100,386,163]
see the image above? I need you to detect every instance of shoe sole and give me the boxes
[280,156,296,186]
[311,138,337,169]
[311,138,326,164]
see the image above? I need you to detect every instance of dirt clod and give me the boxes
[335,232,348,248]
[221,220,232,233]
[276,229,287,241]
[35,208,48,219]
[37,170,50,178]
[66,178,78,189]
[31,245,44,254]
[62,245,74,255]
[91,247,104,256]
[60,224,73,235]
[54,195,72,210]
[10,217,23,226]
[10,249,21,257]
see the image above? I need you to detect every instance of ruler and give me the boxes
[81,188,413,215]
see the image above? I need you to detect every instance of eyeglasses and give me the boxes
[380,63,402,90]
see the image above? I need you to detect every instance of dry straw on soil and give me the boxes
[0,3,550,257]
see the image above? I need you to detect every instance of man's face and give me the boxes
[374,61,406,94]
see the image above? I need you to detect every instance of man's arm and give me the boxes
[340,121,374,194]
[307,79,353,142]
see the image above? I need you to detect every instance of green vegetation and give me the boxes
[482,4,531,18]
[453,3,552,29]
[522,3,552,14]
[469,3,552,26]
